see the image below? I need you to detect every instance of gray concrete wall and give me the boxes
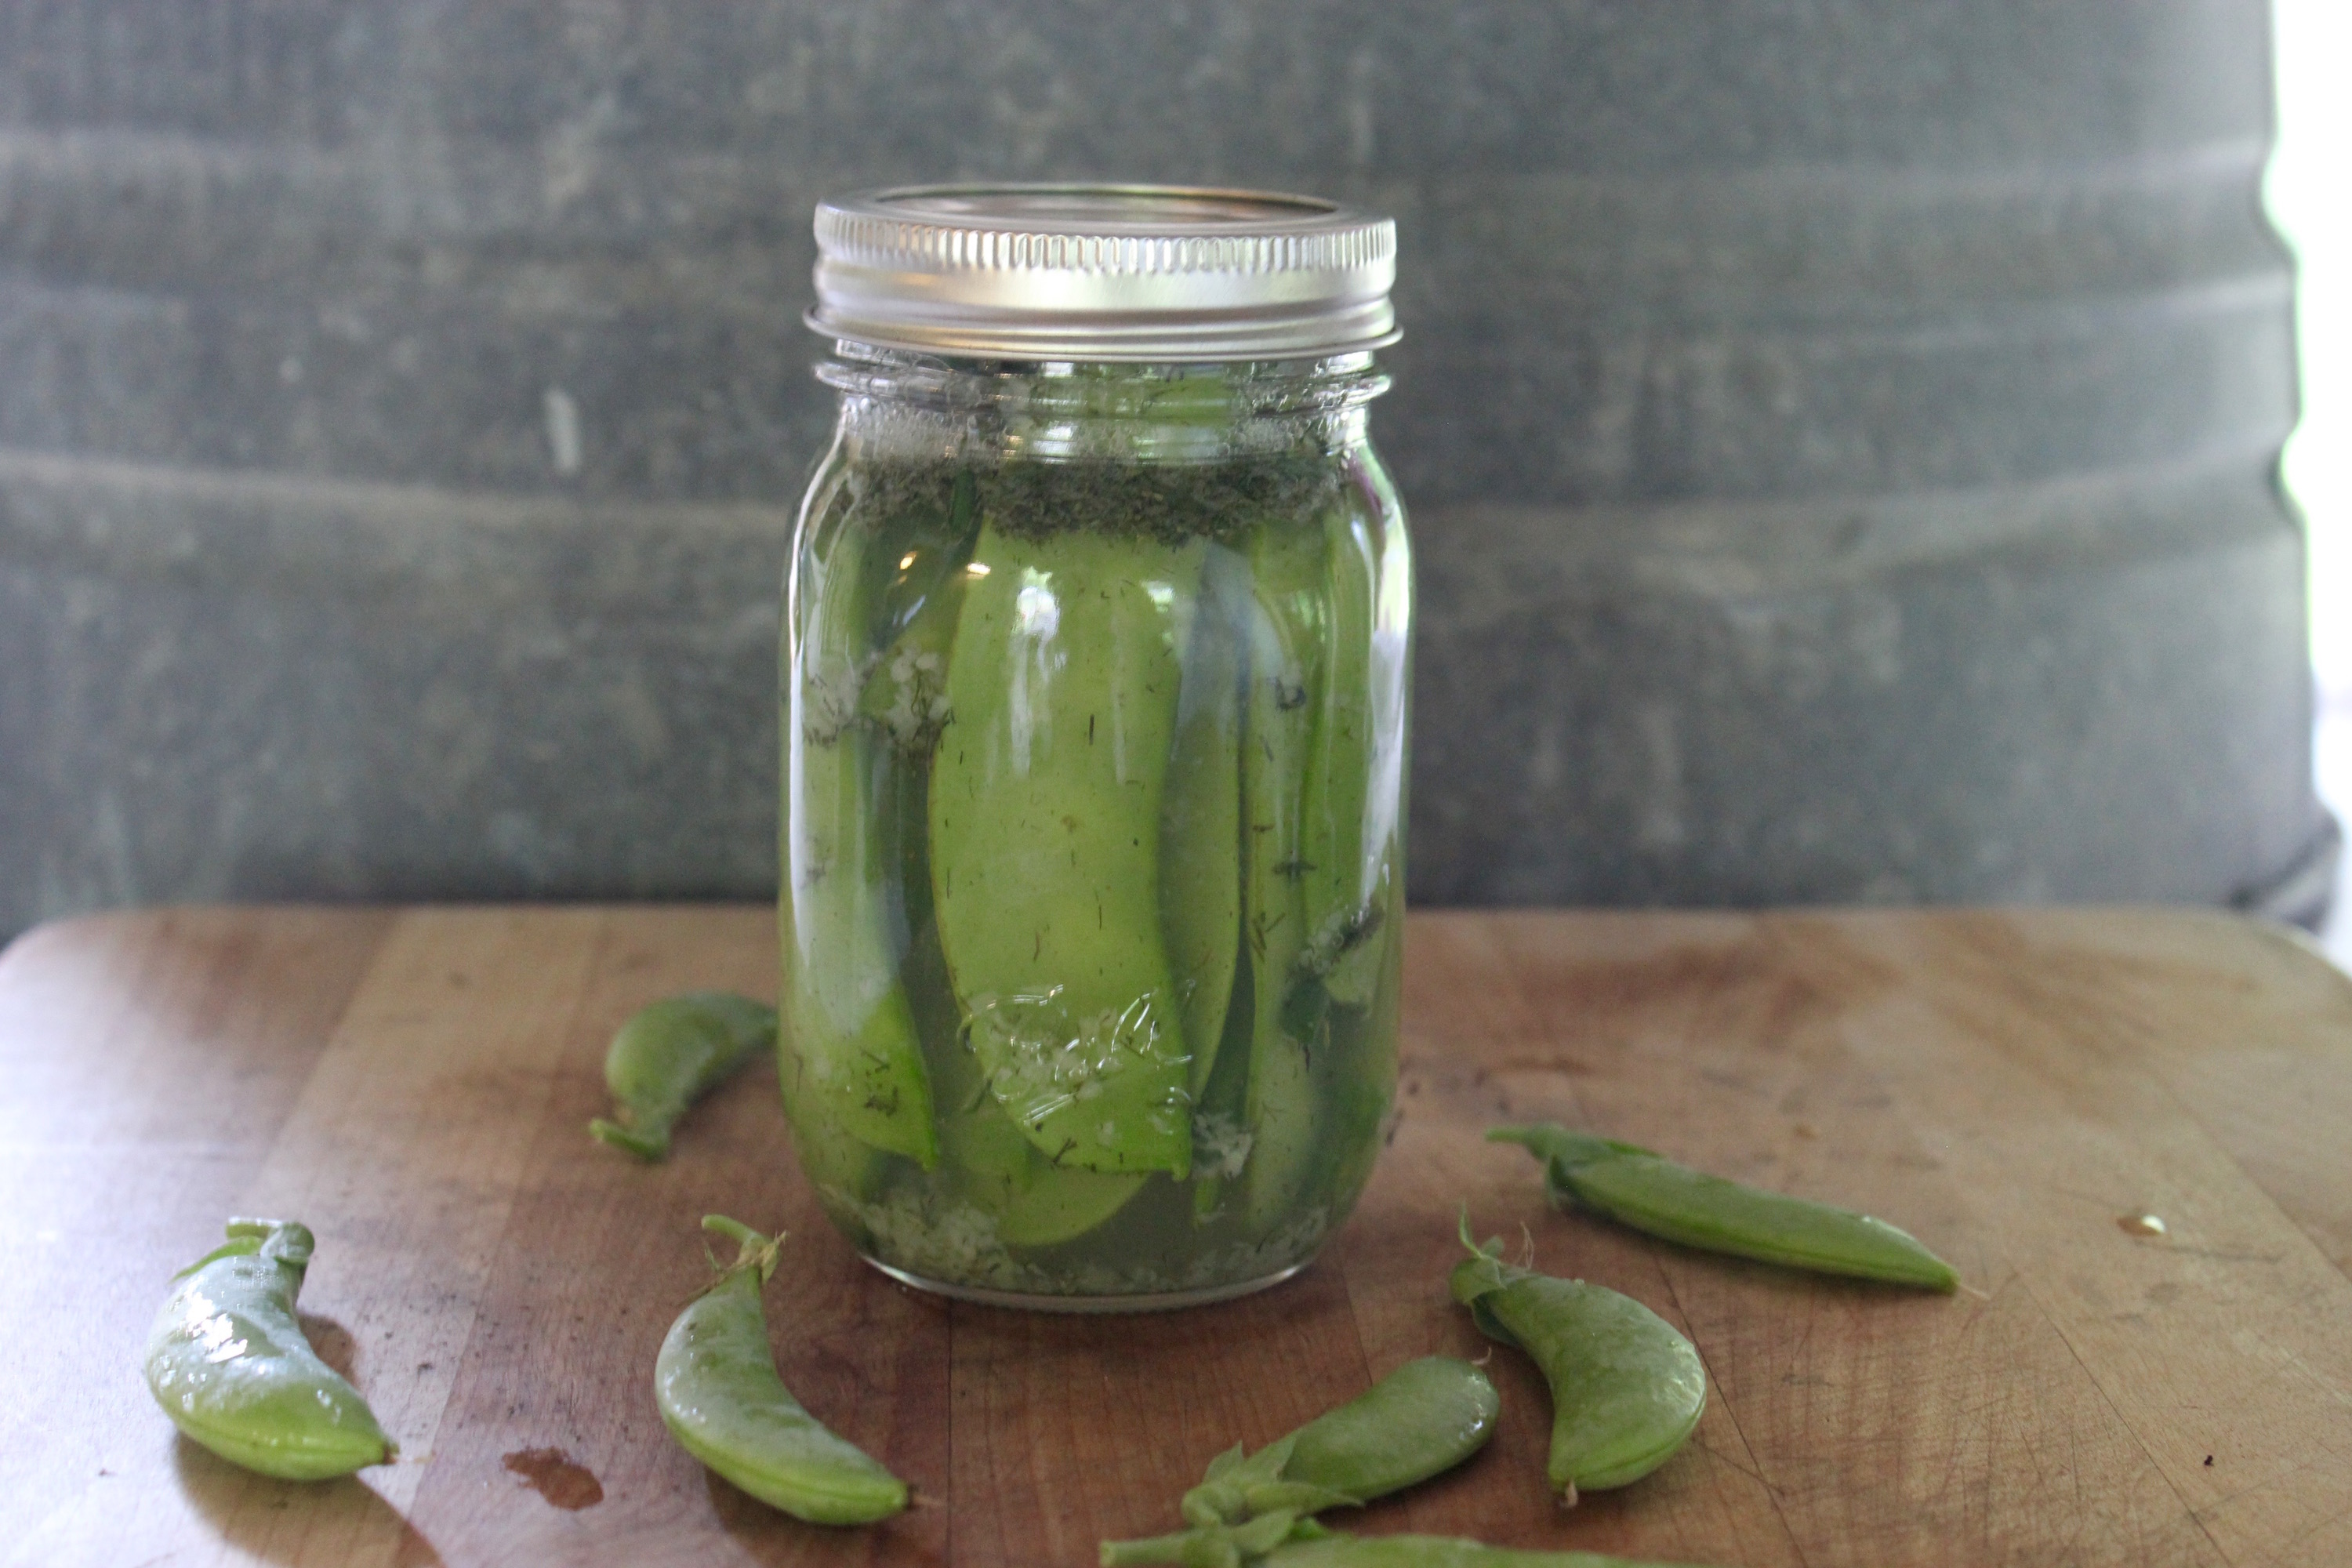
[0,1,2331,937]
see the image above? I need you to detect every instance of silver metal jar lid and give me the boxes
[808,184,1397,361]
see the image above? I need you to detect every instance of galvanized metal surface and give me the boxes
[0,1,2331,938]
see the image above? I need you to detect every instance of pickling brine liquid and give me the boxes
[780,419,1410,1308]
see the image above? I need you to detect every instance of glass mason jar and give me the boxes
[782,187,1410,1308]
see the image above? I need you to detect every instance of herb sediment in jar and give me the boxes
[782,358,1407,1298]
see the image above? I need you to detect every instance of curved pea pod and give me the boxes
[782,504,942,1171]
[930,521,1199,1178]
[1263,1523,1715,1567]
[921,928,1151,1248]
[655,1216,908,1525]
[1450,1226,1705,1503]
[1186,985,1256,1225]
[1178,1356,1499,1528]
[1237,517,1329,1229]
[938,1096,1149,1247]
[1110,1516,1711,1568]
[785,724,939,1170]
[1291,504,1391,1012]
[590,992,776,1160]
[1490,1123,1958,1291]
[144,1218,394,1480]
[1163,540,1247,1100]
[775,880,887,1210]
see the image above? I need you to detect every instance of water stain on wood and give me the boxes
[502,1447,604,1510]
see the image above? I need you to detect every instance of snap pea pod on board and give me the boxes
[1179,1356,1501,1528]
[1110,1515,1711,1568]
[654,1216,908,1525]
[1490,1122,1958,1291]
[590,991,777,1160]
[144,1218,394,1480]
[930,521,1200,1178]
[1450,1225,1705,1504]
[1263,1523,1713,1568]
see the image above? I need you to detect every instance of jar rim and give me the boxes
[807,183,1398,361]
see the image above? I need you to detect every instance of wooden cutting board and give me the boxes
[2,906,2350,1567]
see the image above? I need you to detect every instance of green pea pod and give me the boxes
[931,521,1199,1178]
[655,1216,908,1525]
[590,992,776,1160]
[938,1095,1150,1247]
[782,495,942,1171]
[1238,518,1329,1229]
[1450,1223,1705,1502]
[924,907,1151,1248]
[1111,1517,1711,1568]
[1490,1123,1958,1291]
[1179,1356,1500,1528]
[1292,506,1386,1011]
[1163,540,1247,1099]
[786,718,938,1169]
[775,853,885,1210]
[1263,1523,1715,1568]
[1185,951,1260,1225]
[1103,1508,1311,1568]
[784,470,982,1203]
[144,1218,395,1480]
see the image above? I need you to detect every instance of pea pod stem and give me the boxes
[1490,1123,1958,1291]
[654,1216,908,1525]
[144,1218,395,1481]
[590,992,777,1160]
[1449,1218,1706,1502]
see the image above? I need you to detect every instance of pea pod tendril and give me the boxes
[1490,1122,1958,1291]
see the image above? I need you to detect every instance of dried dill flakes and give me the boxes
[842,452,1347,548]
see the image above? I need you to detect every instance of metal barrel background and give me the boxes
[0,2,2332,940]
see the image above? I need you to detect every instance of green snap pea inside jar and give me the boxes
[782,185,1408,1308]
[783,392,1408,1305]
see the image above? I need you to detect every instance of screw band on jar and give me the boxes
[808,184,1398,361]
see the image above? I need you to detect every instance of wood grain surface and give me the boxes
[2,906,2350,1567]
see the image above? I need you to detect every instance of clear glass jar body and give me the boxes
[779,344,1410,1308]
